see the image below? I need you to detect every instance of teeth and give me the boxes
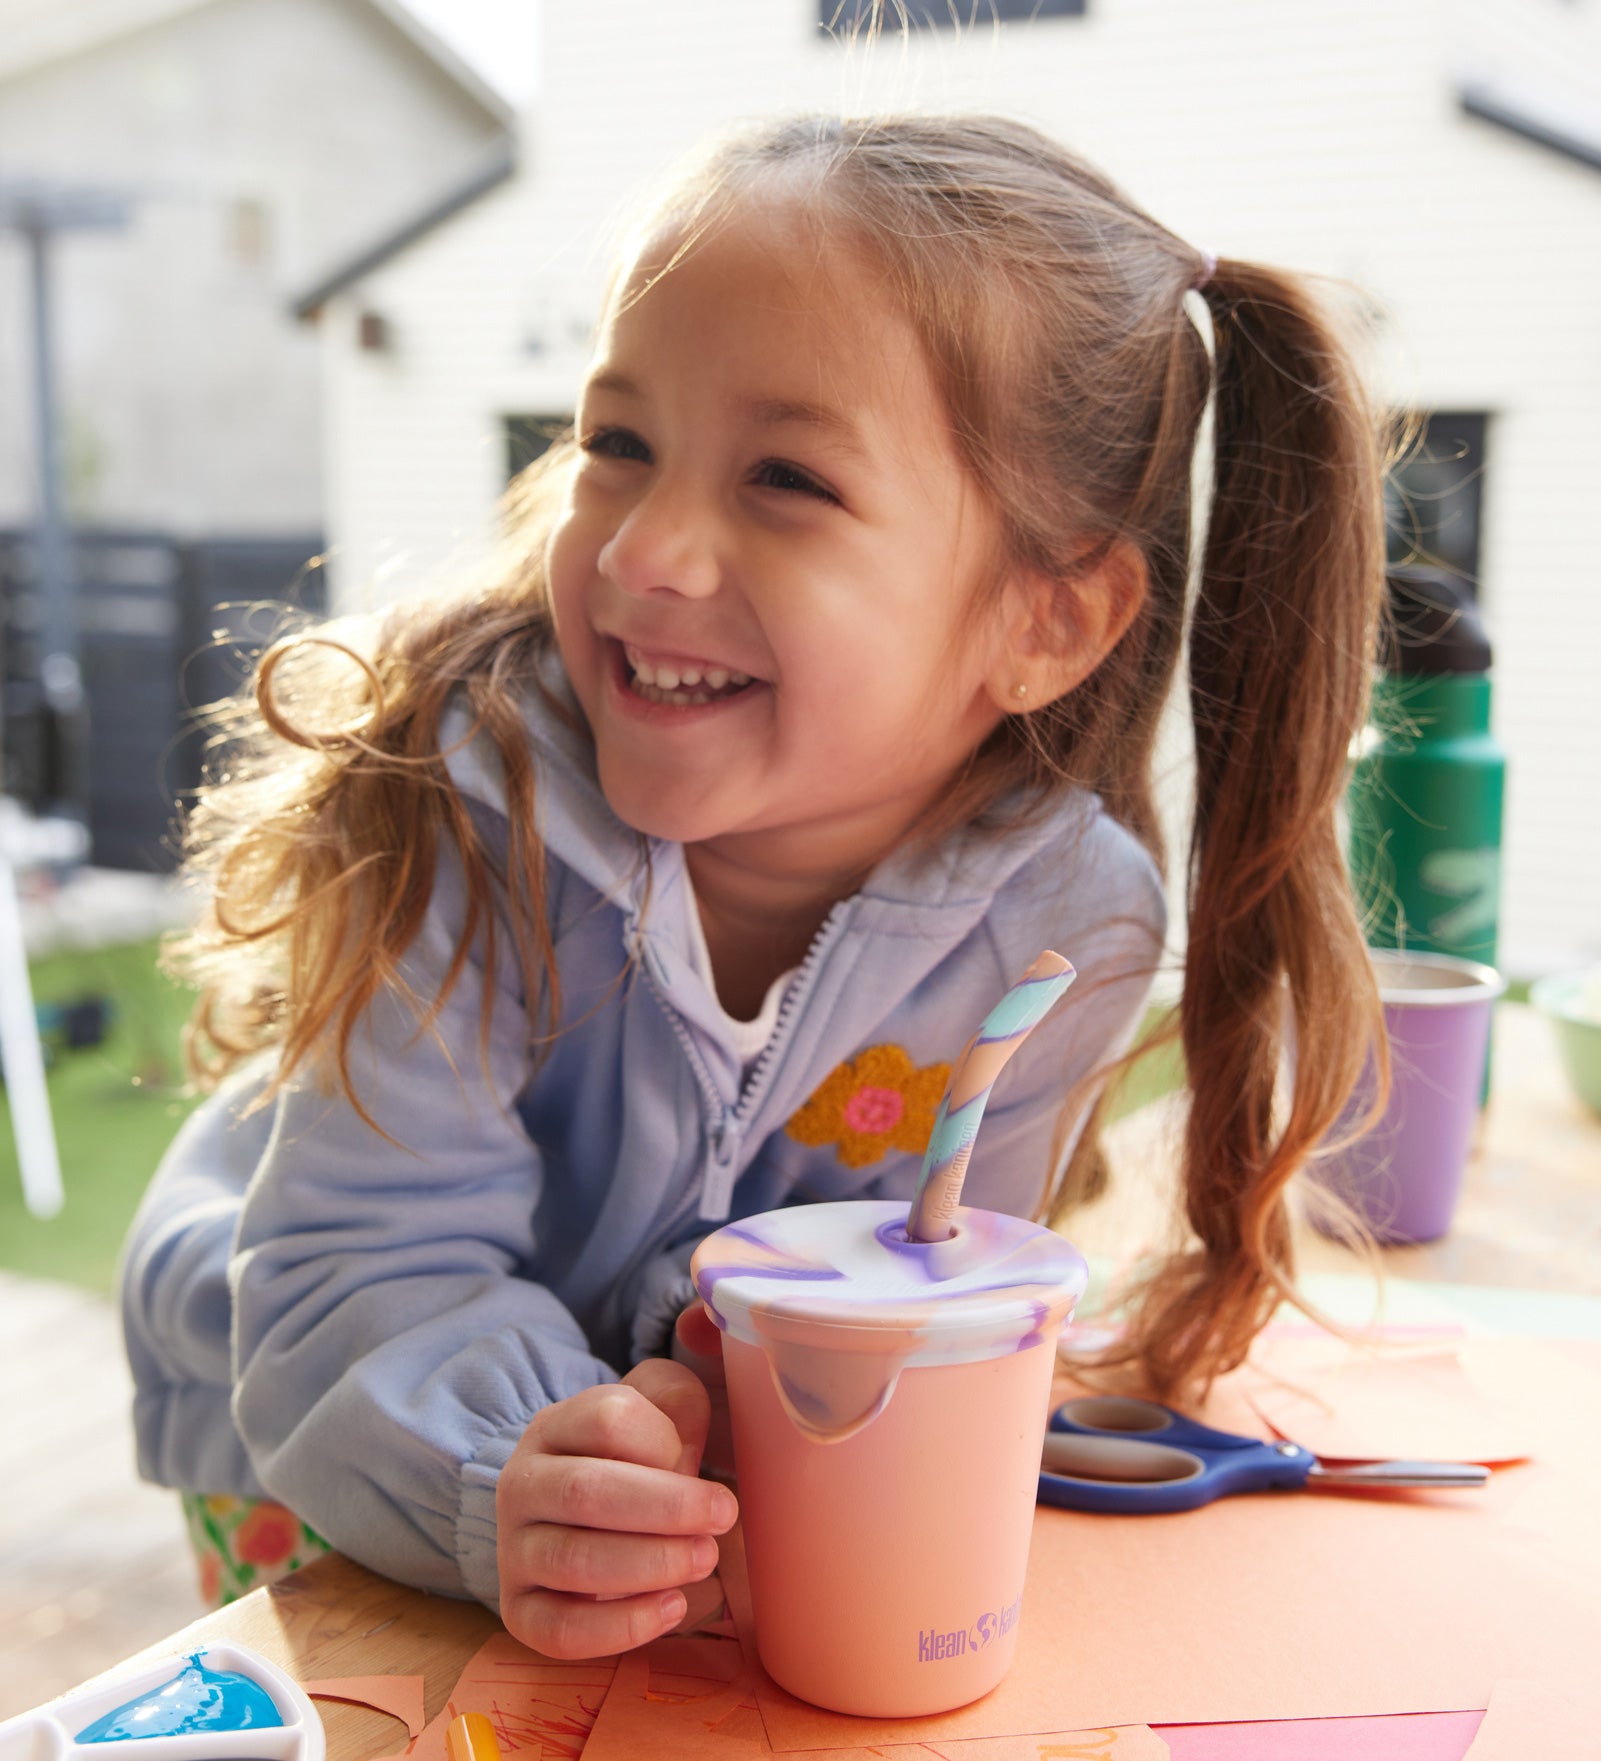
[634,680,701,707]
[623,644,756,707]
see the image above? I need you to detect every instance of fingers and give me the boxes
[508,1451,737,1538]
[672,1304,732,1476]
[504,1517,719,1598]
[529,1379,690,1473]
[675,1300,724,1361]
[495,1374,742,1661]
[623,1357,712,1476]
[502,1585,690,1662]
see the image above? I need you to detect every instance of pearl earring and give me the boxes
[1012,684,1028,703]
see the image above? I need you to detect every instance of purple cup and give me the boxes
[1308,949,1505,1244]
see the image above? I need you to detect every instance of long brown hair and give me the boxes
[169,113,1386,1395]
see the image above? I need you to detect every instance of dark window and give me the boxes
[505,415,571,482]
[1385,411,1489,595]
[820,0,1086,30]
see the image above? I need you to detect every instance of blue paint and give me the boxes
[76,1655,283,1743]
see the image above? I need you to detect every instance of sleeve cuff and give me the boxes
[457,1428,521,1611]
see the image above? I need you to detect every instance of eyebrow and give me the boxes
[743,396,867,457]
[583,370,867,458]
[584,368,640,400]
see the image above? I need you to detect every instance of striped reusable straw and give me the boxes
[904,950,1077,1243]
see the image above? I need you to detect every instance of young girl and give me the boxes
[120,113,1384,1656]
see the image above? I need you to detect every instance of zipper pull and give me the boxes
[631,919,671,989]
[699,1113,742,1220]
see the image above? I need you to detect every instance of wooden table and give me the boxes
[40,1003,1601,1759]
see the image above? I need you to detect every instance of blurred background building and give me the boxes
[293,0,1601,973]
[0,0,513,866]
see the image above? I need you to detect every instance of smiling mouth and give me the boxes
[623,643,758,708]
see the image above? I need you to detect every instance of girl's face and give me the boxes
[547,202,1017,883]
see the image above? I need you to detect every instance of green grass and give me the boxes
[1105,1005,1184,1121]
[0,937,201,1293]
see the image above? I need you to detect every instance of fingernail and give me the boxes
[661,1591,687,1623]
[712,1488,739,1528]
[692,1535,718,1572]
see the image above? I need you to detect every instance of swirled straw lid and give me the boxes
[691,1199,1087,1369]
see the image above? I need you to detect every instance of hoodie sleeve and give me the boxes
[230,834,618,1611]
[118,1060,277,1499]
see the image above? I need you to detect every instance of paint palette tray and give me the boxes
[0,1643,324,1761]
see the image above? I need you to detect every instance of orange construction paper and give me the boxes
[580,1633,1169,1761]
[1239,1341,1530,1464]
[369,1631,617,1761]
[579,1637,770,1759]
[362,1572,739,1761]
[1461,1678,1601,1759]
[302,1675,426,1737]
[725,1334,1601,1747]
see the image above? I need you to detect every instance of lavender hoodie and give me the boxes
[119,668,1164,1608]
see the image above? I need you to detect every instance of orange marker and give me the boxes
[446,1713,501,1761]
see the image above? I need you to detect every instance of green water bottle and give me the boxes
[1348,565,1507,974]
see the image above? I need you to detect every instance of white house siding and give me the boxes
[315,0,1601,968]
[0,0,508,537]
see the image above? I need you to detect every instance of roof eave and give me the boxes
[1458,72,1601,177]
[290,138,517,320]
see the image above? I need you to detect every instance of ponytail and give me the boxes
[1114,261,1388,1395]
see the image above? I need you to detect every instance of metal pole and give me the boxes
[0,184,128,1219]
[21,210,83,729]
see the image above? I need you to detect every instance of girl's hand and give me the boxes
[496,1359,739,1658]
[674,1297,725,1363]
[672,1300,734,1478]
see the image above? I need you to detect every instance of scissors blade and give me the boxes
[1307,1460,1490,1489]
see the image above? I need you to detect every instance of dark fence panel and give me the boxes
[1,530,325,872]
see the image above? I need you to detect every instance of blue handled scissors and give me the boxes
[1037,1396,1490,1514]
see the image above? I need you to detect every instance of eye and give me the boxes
[580,426,651,464]
[752,458,839,504]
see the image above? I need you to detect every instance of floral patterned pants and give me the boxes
[179,1492,332,1608]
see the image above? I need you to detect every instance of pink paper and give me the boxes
[1462,1678,1601,1759]
[1157,1712,1484,1759]
[302,1675,426,1737]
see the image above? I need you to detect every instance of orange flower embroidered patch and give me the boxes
[787,1044,951,1168]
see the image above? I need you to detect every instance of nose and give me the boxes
[596,476,721,601]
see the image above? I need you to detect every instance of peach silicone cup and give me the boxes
[692,1199,1087,1717]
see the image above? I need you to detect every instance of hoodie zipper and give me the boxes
[642,897,855,1226]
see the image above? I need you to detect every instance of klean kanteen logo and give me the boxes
[917,1594,1021,1663]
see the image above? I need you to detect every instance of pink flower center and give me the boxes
[843,1085,905,1136]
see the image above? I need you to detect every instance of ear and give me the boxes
[982,540,1148,714]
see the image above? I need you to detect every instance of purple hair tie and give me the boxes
[1192,249,1218,291]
